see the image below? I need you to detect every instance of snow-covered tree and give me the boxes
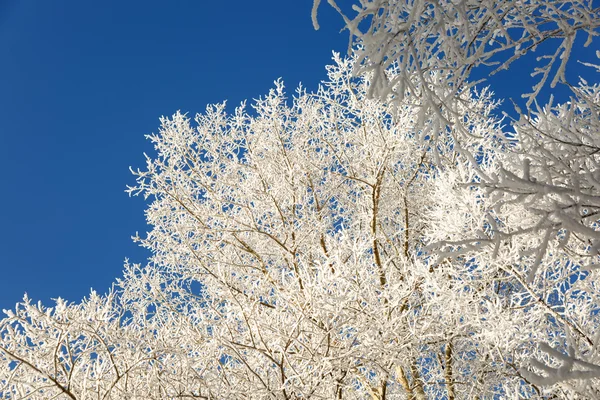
[2,54,599,399]
[1,2,599,398]
[312,0,599,105]
[0,290,207,399]
[315,0,600,392]
[312,0,600,257]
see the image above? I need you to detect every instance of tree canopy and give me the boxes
[1,1,599,398]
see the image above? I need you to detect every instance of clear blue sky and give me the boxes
[0,1,349,310]
[0,1,595,311]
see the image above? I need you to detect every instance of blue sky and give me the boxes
[0,1,596,312]
[0,1,349,310]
